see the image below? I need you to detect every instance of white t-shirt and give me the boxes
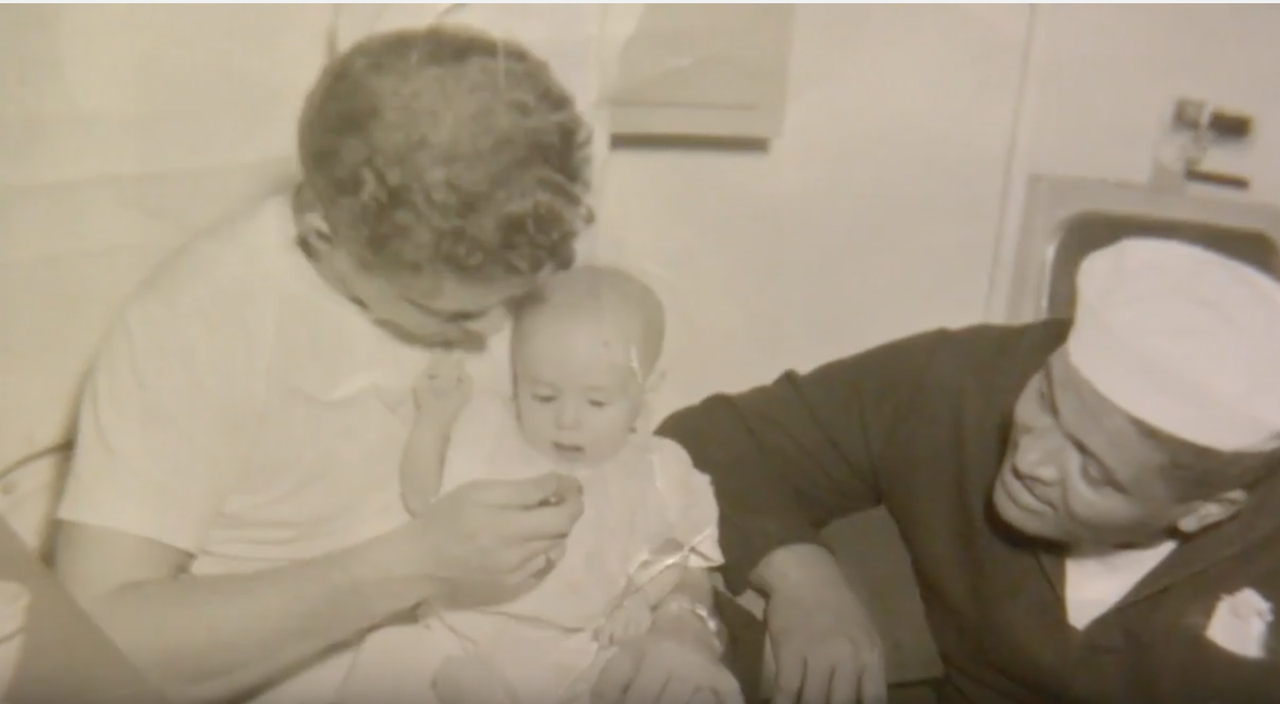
[57,192,515,703]
[1064,539,1178,630]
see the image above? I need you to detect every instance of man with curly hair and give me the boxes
[51,25,600,704]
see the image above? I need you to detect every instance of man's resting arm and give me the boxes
[656,331,939,596]
[54,520,430,704]
[52,276,430,704]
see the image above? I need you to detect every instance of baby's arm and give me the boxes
[633,561,687,609]
[400,358,473,517]
[648,567,727,657]
[596,563,725,650]
[644,438,728,655]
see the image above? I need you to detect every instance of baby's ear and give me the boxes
[644,367,667,396]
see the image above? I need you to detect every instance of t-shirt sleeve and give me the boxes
[57,281,268,554]
[655,329,947,594]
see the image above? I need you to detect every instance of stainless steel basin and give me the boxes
[999,175,1280,323]
[1045,213,1278,319]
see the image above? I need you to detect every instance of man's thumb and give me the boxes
[480,472,580,509]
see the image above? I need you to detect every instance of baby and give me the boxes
[339,265,726,704]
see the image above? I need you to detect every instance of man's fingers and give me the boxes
[505,537,567,567]
[770,649,804,704]
[826,659,858,704]
[857,653,888,704]
[799,656,831,704]
[523,497,586,539]
[505,540,569,582]
[469,473,582,510]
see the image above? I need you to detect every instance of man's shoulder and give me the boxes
[888,320,1070,385]
[95,194,295,370]
[125,193,295,316]
[829,320,1069,428]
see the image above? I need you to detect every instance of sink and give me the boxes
[1045,213,1279,319]
[997,175,1280,323]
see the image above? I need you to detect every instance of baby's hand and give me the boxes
[413,354,472,426]
[594,592,654,647]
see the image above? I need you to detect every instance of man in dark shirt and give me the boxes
[659,237,1280,704]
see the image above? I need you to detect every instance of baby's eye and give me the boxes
[587,399,610,409]
[532,393,557,404]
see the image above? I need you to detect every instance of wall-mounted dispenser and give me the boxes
[1150,98,1254,192]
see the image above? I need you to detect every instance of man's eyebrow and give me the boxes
[1046,360,1126,490]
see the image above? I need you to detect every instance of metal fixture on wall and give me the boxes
[1151,98,1254,191]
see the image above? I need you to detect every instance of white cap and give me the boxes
[1067,237,1280,452]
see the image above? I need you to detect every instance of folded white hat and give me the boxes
[1067,237,1280,452]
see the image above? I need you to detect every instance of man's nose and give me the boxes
[1014,429,1073,486]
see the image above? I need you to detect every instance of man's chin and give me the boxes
[992,486,1065,545]
[381,323,488,352]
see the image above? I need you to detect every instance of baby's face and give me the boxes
[512,316,648,465]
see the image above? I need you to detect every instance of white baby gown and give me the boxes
[339,393,723,704]
[0,580,31,704]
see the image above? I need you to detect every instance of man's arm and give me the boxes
[51,277,581,703]
[54,522,430,704]
[656,331,940,596]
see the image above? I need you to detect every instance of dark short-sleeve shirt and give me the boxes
[658,321,1280,704]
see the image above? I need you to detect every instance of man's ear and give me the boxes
[298,212,335,248]
[1175,489,1247,535]
[292,183,336,251]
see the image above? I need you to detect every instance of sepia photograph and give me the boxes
[1,4,1279,704]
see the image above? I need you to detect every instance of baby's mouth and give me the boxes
[551,442,586,458]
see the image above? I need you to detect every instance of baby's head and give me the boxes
[510,265,666,464]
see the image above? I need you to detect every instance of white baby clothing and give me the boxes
[339,392,724,704]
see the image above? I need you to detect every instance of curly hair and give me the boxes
[297,23,593,282]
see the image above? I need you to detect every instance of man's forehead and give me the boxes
[1045,350,1173,493]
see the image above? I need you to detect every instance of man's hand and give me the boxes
[759,554,886,704]
[591,630,743,704]
[372,472,584,611]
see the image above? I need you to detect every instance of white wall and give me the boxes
[599,4,1032,420]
